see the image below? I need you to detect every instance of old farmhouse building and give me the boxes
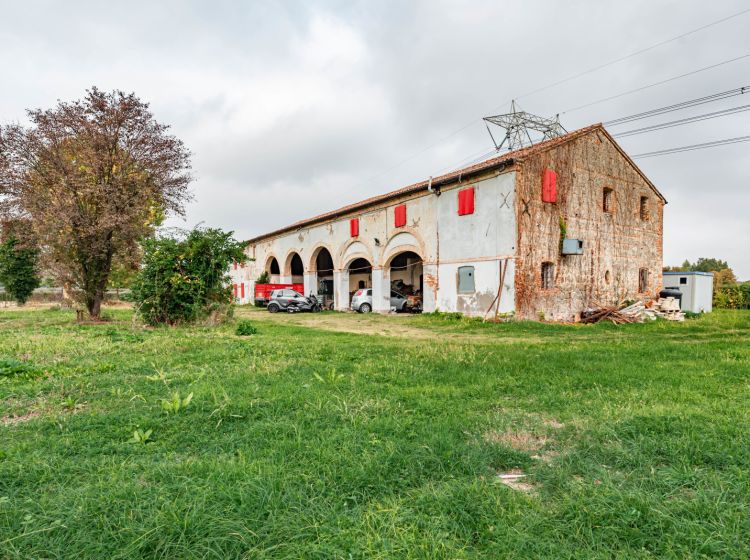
[230,124,666,321]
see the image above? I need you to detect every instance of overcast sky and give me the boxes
[1,0,749,278]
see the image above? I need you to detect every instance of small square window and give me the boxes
[541,262,555,289]
[638,268,649,293]
[457,266,475,293]
[603,188,613,213]
[679,277,687,285]
[640,196,649,221]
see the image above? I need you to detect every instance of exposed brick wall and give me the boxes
[514,129,665,321]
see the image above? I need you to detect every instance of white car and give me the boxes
[350,289,407,313]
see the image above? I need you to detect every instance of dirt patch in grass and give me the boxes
[2,411,40,426]
[240,308,545,344]
[484,429,548,452]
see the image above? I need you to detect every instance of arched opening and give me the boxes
[289,253,304,284]
[314,247,335,308]
[266,256,280,283]
[348,257,372,297]
[388,250,423,312]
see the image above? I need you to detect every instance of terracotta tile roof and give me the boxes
[247,123,664,243]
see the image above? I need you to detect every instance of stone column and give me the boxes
[421,263,438,313]
[303,272,317,297]
[371,266,391,313]
[334,269,350,311]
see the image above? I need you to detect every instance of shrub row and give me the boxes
[714,283,750,310]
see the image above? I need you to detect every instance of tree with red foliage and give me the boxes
[0,88,192,318]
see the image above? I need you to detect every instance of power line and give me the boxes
[508,7,750,106]
[613,103,750,137]
[631,135,750,158]
[561,52,750,114]
[605,86,749,125]
[356,8,750,187]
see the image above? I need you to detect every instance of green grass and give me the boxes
[1,307,750,559]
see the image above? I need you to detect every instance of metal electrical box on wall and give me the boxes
[561,238,584,255]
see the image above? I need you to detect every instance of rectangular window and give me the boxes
[640,196,649,220]
[457,266,475,293]
[542,169,557,203]
[639,268,649,293]
[457,187,475,216]
[350,218,359,237]
[679,277,687,285]
[394,204,407,227]
[541,262,555,289]
[603,187,613,213]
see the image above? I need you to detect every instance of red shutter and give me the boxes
[350,218,359,237]
[458,187,475,216]
[542,169,557,203]
[240,282,245,299]
[394,204,407,227]
[233,284,237,298]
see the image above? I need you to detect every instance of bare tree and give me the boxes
[0,88,192,318]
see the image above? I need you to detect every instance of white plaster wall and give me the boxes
[432,171,517,316]
[240,169,518,315]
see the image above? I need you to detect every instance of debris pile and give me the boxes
[581,298,685,324]
[651,296,685,321]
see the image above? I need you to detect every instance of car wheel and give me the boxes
[267,303,280,313]
[359,303,372,313]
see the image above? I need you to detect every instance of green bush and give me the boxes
[235,320,257,336]
[714,283,750,310]
[0,235,40,305]
[130,227,246,326]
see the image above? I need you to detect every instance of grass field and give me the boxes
[1,306,750,559]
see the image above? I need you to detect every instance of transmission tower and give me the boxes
[483,101,567,151]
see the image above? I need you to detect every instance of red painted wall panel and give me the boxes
[394,204,407,227]
[542,169,557,203]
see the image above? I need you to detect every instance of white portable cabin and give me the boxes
[663,271,714,313]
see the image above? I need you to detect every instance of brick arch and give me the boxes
[339,239,375,270]
[282,250,305,276]
[308,243,336,272]
[264,254,280,275]
[381,229,427,266]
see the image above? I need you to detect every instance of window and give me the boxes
[367,289,372,296]
[605,270,611,284]
[603,188,613,213]
[358,280,366,289]
[680,277,687,285]
[640,196,649,220]
[350,218,359,237]
[394,204,407,227]
[457,266,475,293]
[458,187,475,216]
[638,268,649,293]
[541,262,555,289]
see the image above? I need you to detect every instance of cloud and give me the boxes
[1,0,748,277]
